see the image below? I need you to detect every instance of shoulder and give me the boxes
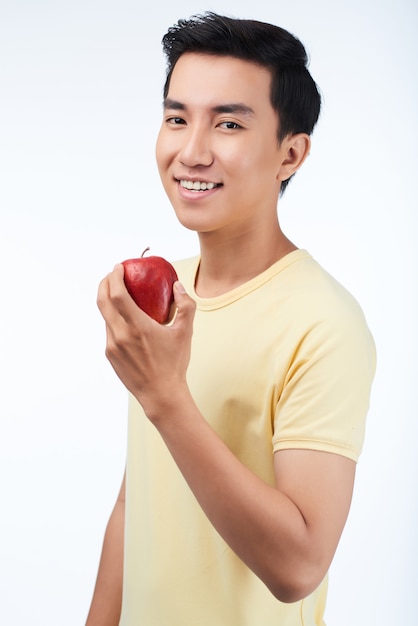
[273,252,376,370]
[280,252,369,328]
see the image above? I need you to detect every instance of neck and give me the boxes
[195,222,297,298]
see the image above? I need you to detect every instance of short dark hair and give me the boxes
[161,12,321,193]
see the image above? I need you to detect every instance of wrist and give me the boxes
[137,382,195,428]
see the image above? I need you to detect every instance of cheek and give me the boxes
[155,129,176,170]
[228,146,275,183]
[155,132,165,171]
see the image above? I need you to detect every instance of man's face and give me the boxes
[156,53,288,236]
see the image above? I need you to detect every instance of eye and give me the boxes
[166,116,186,126]
[219,121,242,130]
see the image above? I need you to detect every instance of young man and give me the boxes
[86,12,376,626]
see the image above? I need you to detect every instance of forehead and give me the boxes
[167,53,273,107]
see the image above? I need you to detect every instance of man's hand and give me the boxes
[96,264,196,419]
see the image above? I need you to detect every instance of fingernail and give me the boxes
[175,281,186,294]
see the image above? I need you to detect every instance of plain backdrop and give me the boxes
[1,0,417,624]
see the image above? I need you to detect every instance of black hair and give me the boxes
[161,12,321,193]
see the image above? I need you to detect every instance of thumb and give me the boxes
[172,281,196,325]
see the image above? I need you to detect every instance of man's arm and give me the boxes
[97,267,355,603]
[85,472,125,626]
[148,395,355,603]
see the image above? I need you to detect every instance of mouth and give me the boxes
[178,179,221,192]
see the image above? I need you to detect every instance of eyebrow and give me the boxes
[163,98,255,117]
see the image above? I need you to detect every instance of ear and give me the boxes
[276,133,311,183]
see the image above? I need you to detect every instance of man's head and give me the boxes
[161,12,321,194]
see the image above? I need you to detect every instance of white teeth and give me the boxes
[180,180,217,191]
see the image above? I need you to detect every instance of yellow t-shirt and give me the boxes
[120,249,376,626]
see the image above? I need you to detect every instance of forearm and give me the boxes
[148,391,321,602]
[85,496,125,626]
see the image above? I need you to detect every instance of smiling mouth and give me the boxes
[179,179,221,191]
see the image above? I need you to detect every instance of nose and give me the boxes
[178,127,213,168]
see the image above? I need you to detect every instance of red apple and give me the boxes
[122,248,178,324]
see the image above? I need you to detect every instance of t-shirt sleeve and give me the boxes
[272,299,376,462]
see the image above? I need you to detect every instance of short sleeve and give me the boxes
[272,299,376,461]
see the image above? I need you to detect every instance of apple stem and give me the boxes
[141,247,150,258]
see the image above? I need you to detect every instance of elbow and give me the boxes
[269,582,319,605]
[264,562,327,604]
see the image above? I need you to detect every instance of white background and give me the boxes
[1,0,417,623]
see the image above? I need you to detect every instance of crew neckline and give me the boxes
[186,248,311,311]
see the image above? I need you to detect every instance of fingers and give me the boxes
[97,264,148,326]
[97,265,122,317]
[96,274,195,404]
[97,269,196,334]
[170,281,196,342]
[173,281,197,324]
[104,264,129,315]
